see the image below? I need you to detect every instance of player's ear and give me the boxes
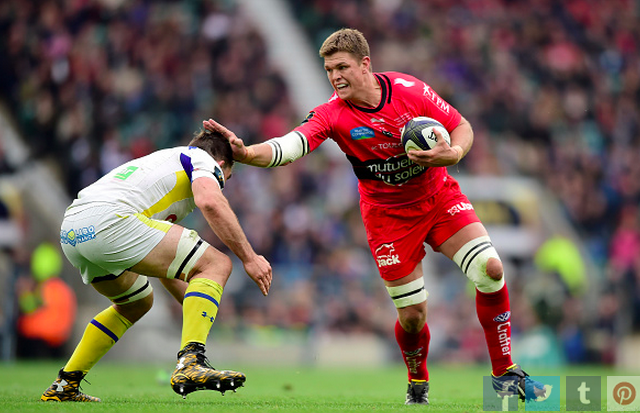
[361,56,371,73]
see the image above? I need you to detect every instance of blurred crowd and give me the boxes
[1,0,639,366]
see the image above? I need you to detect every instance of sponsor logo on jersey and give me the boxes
[493,311,511,323]
[114,165,138,180]
[371,142,404,151]
[423,83,451,113]
[394,78,416,88]
[60,226,96,246]
[370,117,385,124]
[375,243,401,267]
[348,154,427,185]
[447,202,474,216]
[212,165,225,189]
[300,111,315,125]
[350,126,376,140]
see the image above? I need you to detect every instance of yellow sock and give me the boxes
[181,278,223,349]
[64,306,132,373]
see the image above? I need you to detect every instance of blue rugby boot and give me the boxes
[491,364,546,401]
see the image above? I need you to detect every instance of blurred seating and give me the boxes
[1,0,638,366]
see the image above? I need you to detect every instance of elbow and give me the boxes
[196,193,227,216]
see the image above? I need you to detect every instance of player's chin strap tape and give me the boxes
[452,235,504,293]
[167,228,209,280]
[265,131,310,167]
[386,277,428,309]
[108,275,153,305]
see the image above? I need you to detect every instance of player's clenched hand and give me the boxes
[407,129,461,167]
[243,255,272,296]
[203,119,250,162]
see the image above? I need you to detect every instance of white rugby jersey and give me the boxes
[68,146,225,224]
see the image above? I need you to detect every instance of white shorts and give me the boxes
[60,204,172,284]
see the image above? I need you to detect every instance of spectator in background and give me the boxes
[16,243,76,359]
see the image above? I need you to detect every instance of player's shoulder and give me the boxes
[379,71,424,93]
[305,92,349,121]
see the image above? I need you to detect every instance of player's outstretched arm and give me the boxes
[203,119,273,167]
[192,176,272,295]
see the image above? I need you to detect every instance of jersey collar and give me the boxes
[346,73,392,113]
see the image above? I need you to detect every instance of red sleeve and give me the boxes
[420,82,461,132]
[293,100,336,152]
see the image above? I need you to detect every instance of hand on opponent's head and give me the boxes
[203,119,251,162]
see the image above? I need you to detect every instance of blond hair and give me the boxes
[319,28,370,62]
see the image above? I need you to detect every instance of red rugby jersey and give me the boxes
[294,71,462,206]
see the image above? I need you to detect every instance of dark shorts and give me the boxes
[361,176,480,281]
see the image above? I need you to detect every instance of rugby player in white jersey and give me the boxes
[41,129,272,402]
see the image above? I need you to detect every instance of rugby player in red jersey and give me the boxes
[204,28,545,405]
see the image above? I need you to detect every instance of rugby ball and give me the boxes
[401,117,451,152]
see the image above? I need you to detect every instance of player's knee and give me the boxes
[486,257,503,281]
[398,305,427,334]
[453,236,505,293]
[114,290,154,323]
[131,291,154,314]
[214,252,233,279]
[186,249,232,283]
[107,275,154,306]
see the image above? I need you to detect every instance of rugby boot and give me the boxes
[492,364,547,401]
[170,342,246,399]
[41,369,101,402]
[405,380,429,405]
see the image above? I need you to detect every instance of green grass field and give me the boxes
[0,361,634,412]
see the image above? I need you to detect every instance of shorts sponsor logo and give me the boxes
[493,311,511,322]
[447,202,474,216]
[375,243,401,267]
[350,126,376,140]
[60,226,96,246]
[608,377,640,411]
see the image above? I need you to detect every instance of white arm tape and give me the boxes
[265,131,310,167]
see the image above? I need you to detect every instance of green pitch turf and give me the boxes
[0,361,632,412]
